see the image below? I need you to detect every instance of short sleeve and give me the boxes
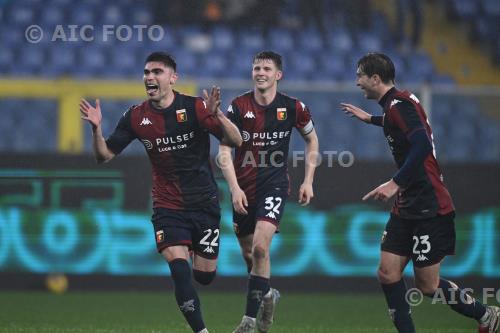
[105,108,136,154]
[226,101,242,129]
[295,100,314,135]
[387,99,425,137]
[194,97,223,140]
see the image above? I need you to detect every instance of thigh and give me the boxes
[381,214,414,257]
[253,219,277,250]
[414,262,441,292]
[191,199,221,260]
[161,245,190,262]
[379,250,411,278]
[411,213,456,268]
[192,255,218,272]
[151,208,193,253]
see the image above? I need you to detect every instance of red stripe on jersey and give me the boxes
[233,94,264,203]
[424,155,455,215]
[393,91,454,216]
[295,99,312,129]
[131,101,184,209]
[387,106,409,134]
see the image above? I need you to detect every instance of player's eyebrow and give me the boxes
[253,65,273,71]
[144,68,164,74]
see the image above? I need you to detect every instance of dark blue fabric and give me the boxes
[431,279,487,320]
[168,259,205,332]
[371,115,384,127]
[381,279,416,333]
[393,128,432,187]
[245,274,270,318]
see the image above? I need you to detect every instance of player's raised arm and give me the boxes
[79,98,115,164]
[340,102,384,127]
[217,144,248,214]
[202,87,242,147]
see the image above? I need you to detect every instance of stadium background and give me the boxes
[0,0,499,332]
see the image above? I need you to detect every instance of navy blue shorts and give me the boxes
[381,212,456,267]
[233,187,288,238]
[151,198,221,259]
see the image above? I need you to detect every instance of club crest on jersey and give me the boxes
[176,109,187,122]
[277,108,287,120]
[156,230,164,243]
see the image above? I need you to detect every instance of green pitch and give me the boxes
[0,291,487,332]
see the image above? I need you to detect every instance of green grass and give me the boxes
[0,291,490,333]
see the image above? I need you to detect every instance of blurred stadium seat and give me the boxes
[0,0,498,161]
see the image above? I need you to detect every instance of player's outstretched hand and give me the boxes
[231,186,248,215]
[298,182,314,206]
[340,103,371,123]
[203,86,221,115]
[362,179,399,202]
[80,98,102,129]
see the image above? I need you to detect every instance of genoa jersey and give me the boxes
[106,91,223,210]
[227,91,313,204]
[380,87,454,219]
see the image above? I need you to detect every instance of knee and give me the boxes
[243,253,253,273]
[252,244,268,262]
[416,279,440,296]
[377,266,402,284]
[193,269,216,286]
[241,248,252,264]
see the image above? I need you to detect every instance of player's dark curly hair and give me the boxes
[145,52,177,71]
[357,52,395,84]
[253,51,283,71]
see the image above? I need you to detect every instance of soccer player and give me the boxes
[341,52,499,333]
[79,51,242,333]
[218,51,319,333]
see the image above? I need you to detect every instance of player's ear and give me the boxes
[170,71,178,85]
[276,70,283,81]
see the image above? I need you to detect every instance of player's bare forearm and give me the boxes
[303,128,319,185]
[340,103,372,123]
[218,144,240,191]
[91,126,115,164]
[362,179,399,202]
[217,111,243,147]
[218,144,248,214]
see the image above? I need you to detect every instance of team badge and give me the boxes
[156,230,164,243]
[176,109,187,122]
[277,108,287,120]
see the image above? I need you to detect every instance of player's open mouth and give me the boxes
[146,84,159,95]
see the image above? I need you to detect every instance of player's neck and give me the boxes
[377,85,395,102]
[151,89,175,109]
[253,87,277,106]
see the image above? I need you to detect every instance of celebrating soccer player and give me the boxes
[341,52,499,333]
[218,51,319,333]
[79,51,242,333]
